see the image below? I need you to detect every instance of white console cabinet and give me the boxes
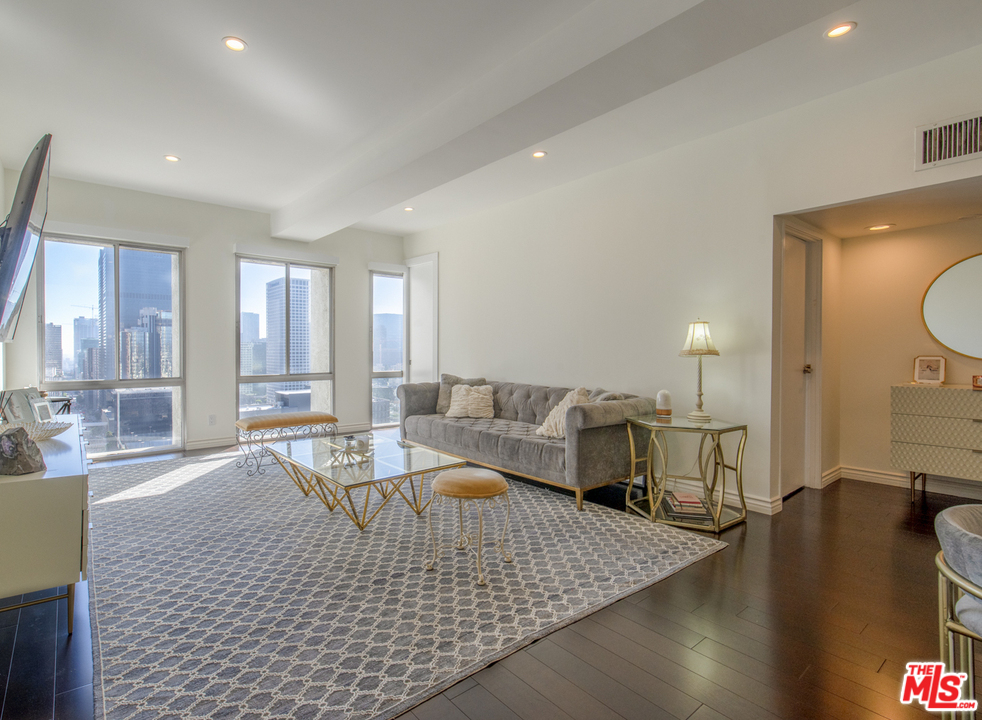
[891,385,982,501]
[0,415,89,633]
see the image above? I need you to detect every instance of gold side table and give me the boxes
[626,414,748,533]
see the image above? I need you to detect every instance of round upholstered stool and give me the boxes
[426,467,512,585]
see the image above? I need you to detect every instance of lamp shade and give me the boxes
[679,320,719,356]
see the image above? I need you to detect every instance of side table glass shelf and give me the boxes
[625,414,748,533]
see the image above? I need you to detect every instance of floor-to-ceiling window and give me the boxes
[370,271,405,426]
[39,236,184,457]
[236,257,334,418]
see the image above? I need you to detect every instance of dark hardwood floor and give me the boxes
[0,469,966,720]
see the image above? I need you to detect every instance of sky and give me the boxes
[42,239,102,357]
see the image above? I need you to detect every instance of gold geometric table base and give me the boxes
[272,453,464,531]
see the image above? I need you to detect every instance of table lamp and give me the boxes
[679,320,719,423]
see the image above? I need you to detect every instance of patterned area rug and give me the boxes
[87,452,725,720]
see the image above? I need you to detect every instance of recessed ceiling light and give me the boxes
[164,155,180,162]
[224,36,247,51]
[532,151,547,159]
[826,22,856,38]
[404,207,414,212]
[867,224,894,231]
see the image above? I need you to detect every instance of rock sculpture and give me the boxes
[0,426,46,475]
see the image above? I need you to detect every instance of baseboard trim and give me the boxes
[667,476,782,516]
[840,465,982,501]
[186,436,236,451]
[821,466,842,488]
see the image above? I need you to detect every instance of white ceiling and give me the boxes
[2,0,982,241]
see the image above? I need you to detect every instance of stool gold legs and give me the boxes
[426,492,512,586]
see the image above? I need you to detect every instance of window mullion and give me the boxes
[113,244,121,382]
[284,262,291,377]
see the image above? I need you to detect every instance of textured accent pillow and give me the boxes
[536,387,590,438]
[436,374,487,414]
[446,384,495,419]
[588,388,608,401]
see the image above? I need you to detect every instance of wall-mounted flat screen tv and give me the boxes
[0,134,51,342]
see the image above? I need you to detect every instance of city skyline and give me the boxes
[43,239,178,381]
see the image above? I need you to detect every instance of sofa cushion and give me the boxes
[403,415,567,485]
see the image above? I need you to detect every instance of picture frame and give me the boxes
[2,388,42,423]
[973,375,982,391]
[913,355,946,385]
[30,399,54,423]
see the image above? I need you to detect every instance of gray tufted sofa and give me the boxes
[397,381,658,510]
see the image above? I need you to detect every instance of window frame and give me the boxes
[37,233,187,455]
[235,254,336,419]
[369,269,408,427]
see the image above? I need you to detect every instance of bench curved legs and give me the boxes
[236,422,338,477]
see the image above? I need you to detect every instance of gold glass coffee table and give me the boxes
[268,435,465,530]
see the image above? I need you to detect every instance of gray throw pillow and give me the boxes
[436,374,487,414]
[596,392,625,402]
[588,388,608,401]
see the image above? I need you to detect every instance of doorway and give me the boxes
[778,225,823,498]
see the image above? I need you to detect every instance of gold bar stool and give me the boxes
[426,468,512,586]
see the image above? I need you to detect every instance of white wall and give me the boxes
[3,173,404,447]
[820,235,843,480]
[839,219,982,487]
[404,43,982,513]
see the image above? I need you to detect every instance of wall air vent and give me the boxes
[916,112,982,171]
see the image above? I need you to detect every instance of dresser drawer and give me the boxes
[891,441,982,482]
[891,414,982,450]
[891,385,982,419]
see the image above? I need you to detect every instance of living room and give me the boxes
[3,1,982,719]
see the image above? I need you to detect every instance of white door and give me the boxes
[407,253,438,383]
[781,235,808,497]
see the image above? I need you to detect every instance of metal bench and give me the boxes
[235,411,339,476]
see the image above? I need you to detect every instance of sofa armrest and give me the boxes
[563,397,658,489]
[565,397,659,433]
[397,382,440,439]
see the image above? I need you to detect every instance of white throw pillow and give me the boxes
[536,387,590,438]
[446,384,495,419]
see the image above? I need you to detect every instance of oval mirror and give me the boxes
[922,253,982,359]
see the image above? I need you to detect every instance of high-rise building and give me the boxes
[73,316,99,380]
[266,277,309,403]
[98,248,116,380]
[372,313,404,371]
[99,249,175,381]
[118,251,173,329]
[45,323,63,380]
[241,312,260,343]
[240,311,262,375]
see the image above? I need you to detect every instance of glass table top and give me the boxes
[626,414,747,432]
[267,435,465,488]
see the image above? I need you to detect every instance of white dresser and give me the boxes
[891,385,982,500]
[0,415,89,632]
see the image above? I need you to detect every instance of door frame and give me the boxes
[772,218,825,501]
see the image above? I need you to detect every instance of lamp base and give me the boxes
[687,410,712,424]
